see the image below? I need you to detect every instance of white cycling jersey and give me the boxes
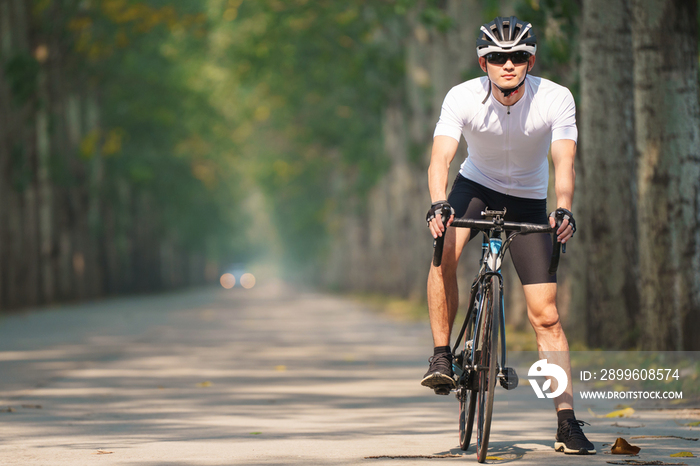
[434,75,577,199]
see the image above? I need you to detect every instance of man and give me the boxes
[421,17,595,455]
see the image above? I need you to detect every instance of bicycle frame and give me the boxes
[453,229,515,381]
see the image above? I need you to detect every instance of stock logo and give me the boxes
[528,359,568,399]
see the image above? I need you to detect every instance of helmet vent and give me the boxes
[476,16,537,57]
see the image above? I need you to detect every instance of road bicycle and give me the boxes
[432,207,565,463]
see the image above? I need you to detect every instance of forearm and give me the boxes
[428,136,459,202]
[551,139,576,211]
[554,165,575,211]
[428,160,450,202]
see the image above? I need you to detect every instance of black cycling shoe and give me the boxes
[554,419,596,455]
[420,353,456,394]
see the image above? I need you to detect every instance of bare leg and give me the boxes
[522,283,574,411]
[427,227,472,347]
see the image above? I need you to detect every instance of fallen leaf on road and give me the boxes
[0,407,15,413]
[21,404,42,409]
[250,432,262,435]
[485,456,504,460]
[611,437,641,455]
[274,365,286,371]
[590,407,636,418]
[94,451,113,455]
[196,381,212,388]
[607,408,636,418]
[670,452,695,457]
[686,421,700,427]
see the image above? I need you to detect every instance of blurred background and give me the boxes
[0,0,697,351]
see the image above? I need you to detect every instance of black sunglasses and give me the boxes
[485,51,531,65]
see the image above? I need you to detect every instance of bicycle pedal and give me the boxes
[434,384,452,395]
[499,367,519,390]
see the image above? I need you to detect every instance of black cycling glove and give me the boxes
[426,200,455,226]
[549,208,576,235]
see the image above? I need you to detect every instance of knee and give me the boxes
[529,304,561,330]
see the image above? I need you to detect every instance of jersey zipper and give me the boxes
[506,105,511,193]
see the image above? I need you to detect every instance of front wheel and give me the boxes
[459,386,477,450]
[458,294,478,450]
[475,277,500,463]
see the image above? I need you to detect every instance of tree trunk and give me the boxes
[85,92,103,298]
[37,60,54,304]
[0,0,11,309]
[56,92,82,300]
[579,0,639,348]
[633,0,700,350]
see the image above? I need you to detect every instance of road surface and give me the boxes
[0,283,697,465]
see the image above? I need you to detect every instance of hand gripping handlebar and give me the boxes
[431,205,454,267]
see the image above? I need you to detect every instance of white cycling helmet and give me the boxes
[476,16,537,57]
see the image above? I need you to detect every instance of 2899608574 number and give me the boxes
[599,368,680,381]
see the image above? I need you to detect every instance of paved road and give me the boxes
[0,284,697,465]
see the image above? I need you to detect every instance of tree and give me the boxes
[0,0,243,309]
[578,0,639,348]
[632,0,700,350]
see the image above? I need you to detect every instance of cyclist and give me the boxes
[422,16,595,455]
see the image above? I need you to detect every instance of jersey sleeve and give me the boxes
[550,88,578,143]
[433,87,466,142]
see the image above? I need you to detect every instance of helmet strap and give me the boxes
[482,79,492,104]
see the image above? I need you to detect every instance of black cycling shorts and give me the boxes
[447,175,556,285]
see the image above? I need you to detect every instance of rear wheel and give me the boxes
[476,277,500,463]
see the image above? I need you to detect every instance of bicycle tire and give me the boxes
[458,305,478,450]
[459,386,477,450]
[476,276,500,463]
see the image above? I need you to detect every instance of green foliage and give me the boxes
[3,53,40,106]
[27,0,246,263]
[419,1,455,33]
[217,1,408,272]
[480,0,502,23]
[515,0,581,97]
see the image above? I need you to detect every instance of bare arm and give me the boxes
[549,138,576,243]
[427,135,460,238]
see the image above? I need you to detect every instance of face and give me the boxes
[479,52,536,90]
